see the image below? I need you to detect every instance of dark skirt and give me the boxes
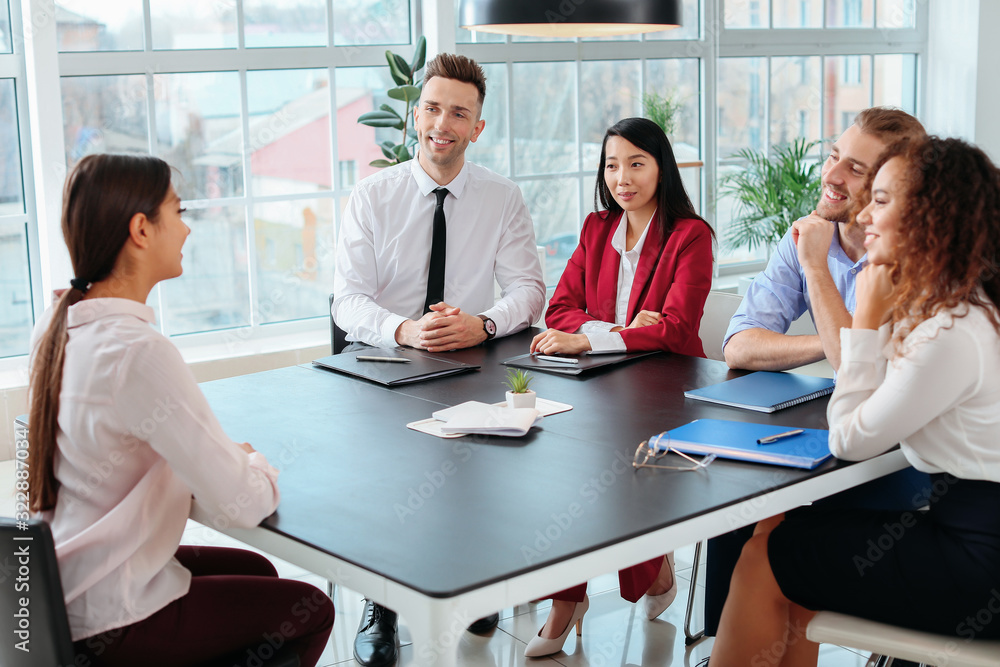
[769,473,1000,639]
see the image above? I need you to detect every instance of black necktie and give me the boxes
[423,187,449,313]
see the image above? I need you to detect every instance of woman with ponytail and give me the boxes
[28,154,334,666]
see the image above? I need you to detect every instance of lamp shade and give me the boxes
[459,0,682,38]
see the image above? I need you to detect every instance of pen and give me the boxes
[356,356,411,363]
[535,354,580,365]
[757,429,804,445]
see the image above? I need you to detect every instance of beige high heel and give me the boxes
[524,595,589,658]
[642,552,677,620]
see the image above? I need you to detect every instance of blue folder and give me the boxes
[650,418,832,469]
[683,371,835,413]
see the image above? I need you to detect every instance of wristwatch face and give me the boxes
[482,317,497,337]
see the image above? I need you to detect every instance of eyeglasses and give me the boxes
[632,437,717,472]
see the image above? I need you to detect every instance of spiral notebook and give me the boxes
[684,371,835,413]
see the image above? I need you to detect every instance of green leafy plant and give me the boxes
[720,138,823,252]
[503,368,534,394]
[642,89,684,137]
[357,36,426,168]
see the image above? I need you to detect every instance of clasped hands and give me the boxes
[395,302,486,352]
[530,310,663,355]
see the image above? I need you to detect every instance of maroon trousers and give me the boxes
[73,546,335,667]
[551,556,663,603]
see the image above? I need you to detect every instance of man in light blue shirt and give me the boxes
[723,107,925,372]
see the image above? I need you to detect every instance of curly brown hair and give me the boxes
[868,136,1000,343]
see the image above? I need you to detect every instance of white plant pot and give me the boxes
[506,389,536,409]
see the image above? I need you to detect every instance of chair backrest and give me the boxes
[0,518,77,667]
[698,290,744,361]
[328,294,349,354]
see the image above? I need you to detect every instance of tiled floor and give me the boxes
[1,460,873,666]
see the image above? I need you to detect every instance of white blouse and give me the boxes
[828,301,1000,482]
[31,298,280,640]
[577,211,654,353]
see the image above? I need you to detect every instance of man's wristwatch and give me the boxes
[478,315,497,340]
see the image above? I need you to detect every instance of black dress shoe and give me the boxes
[466,613,500,634]
[354,599,398,667]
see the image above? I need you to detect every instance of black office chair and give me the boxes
[328,293,349,354]
[0,518,300,667]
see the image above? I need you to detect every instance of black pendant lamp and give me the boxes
[459,0,682,38]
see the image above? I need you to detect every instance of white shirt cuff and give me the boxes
[380,313,408,348]
[585,332,627,353]
[577,320,617,334]
[839,326,882,365]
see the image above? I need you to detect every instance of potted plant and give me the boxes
[356,36,426,168]
[642,88,684,138]
[720,138,823,253]
[503,368,536,409]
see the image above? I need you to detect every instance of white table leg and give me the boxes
[404,602,467,667]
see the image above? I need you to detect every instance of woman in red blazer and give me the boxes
[525,118,715,658]
[532,118,714,358]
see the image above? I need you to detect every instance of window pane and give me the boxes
[335,66,402,187]
[874,53,916,113]
[468,63,509,176]
[333,0,409,46]
[772,0,823,28]
[580,61,641,169]
[61,75,149,167]
[455,0,504,44]
[1,0,11,53]
[56,1,144,51]
[155,71,243,200]
[826,0,874,28]
[770,56,821,147]
[718,57,766,159]
[247,69,332,196]
[646,59,701,162]
[877,0,915,28]
[245,0,327,48]
[160,204,249,335]
[150,0,237,50]
[724,0,770,28]
[717,58,768,264]
[1,79,24,214]
[823,55,871,139]
[646,0,700,40]
[0,219,32,358]
[512,61,577,175]
[254,198,335,324]
[522,177,581,287]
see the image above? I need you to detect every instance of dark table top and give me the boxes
[198,329,842,598]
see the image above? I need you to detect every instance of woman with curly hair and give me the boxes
[710,135,1000,666]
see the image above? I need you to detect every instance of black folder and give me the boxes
[501,351,658,376]
[311,348,480,386]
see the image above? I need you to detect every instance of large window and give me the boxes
[1,0,35,360]
[6,0,927,364]
[53,0,410,342]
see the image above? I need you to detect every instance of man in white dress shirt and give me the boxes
[333,53,545,354]
[332,53,545,667]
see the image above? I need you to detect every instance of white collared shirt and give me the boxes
[333,158,546,348]
[31,298,280,640]
[578,211,654,353]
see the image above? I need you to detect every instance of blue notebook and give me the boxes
[651,419,832,469]
[684,371,835,413]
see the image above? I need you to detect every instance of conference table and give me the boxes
[191,329,908,666]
